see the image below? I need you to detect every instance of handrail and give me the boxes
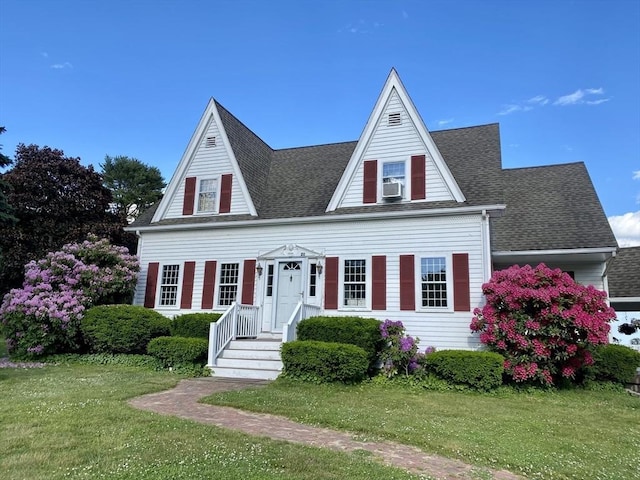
[282,301,321,343]
[207,303,260,366]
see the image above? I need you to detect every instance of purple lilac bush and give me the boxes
[470,263,615,386]
[0,235,139,358]
[380,319,435,377]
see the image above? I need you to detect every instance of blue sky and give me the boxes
[1,0,639,245]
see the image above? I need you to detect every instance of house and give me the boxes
[608,247,640,312]
[128,69,619,379]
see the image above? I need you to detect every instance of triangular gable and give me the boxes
[326,69,465,211]
[257,244,325,259]
[152,99,257,222]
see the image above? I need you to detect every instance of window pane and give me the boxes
[382,161,405,183]
[421,257,447,307]
[218,263,239,306]
[344,259,366,307]
[160,264,180,306]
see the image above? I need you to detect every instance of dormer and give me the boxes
[327,69,465,211]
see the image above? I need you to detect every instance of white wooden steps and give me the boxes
[211,333,283,380]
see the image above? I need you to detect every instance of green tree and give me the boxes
[0,127,16,228]
[100,155,165,221]
[0,144,124,294]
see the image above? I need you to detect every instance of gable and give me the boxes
[327,69,465,211]
[152,100,257,222]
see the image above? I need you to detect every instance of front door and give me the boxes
[274,261,303,331]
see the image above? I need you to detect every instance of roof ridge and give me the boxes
[275,139,358,152]
[213,99,274,152]
[504,161,585,172]
[430,122,499,133]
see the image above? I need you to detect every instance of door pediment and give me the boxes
[258,244,324,259]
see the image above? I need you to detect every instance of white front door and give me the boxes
[274,261,303,331]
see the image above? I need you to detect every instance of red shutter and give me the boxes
[363,160,378,204]
[180,261,196,309]
[399,255,415,311]
[219,174,233,213]
[372,255,387,310]
[411,155,426,200]
[183,177,197,215]
[324,257,339,309]
[241,259,256,305]
[201,261,217,309]
[144,262,159,308]
[453,253,471,312]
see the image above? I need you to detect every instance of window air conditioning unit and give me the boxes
[382,181,403,199]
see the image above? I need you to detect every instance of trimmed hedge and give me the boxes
[170,313,221,338]
[296,316,383,370]
[81,305,171,354]
[281,340,369,384]
[590,344,640,384]
[423,350,504,390]
[147,336,209,366]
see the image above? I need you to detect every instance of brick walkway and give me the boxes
[129,377,523,480]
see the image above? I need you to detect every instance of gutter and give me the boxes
[127,204,507,234]
[492,247,618,258]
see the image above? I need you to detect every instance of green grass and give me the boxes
[203,378,640,480]
[0,364,427,480]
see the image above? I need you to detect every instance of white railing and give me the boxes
[282,302,321,343]
[208,303,260,366]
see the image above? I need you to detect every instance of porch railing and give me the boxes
[208,303,260,366]
[282,301,321,343]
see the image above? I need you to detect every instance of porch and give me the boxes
[207,301,321,379]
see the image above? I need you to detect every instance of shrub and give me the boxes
[81,305,170,354]
[379,319,422,377]
[147,336,209,366]
[470,263,615,386]
[281,340,369,383]
[423,350,504,390]
[589,344,640,384]
[0,236,139,358]
[297,316,383,370]
[170,312,220,338]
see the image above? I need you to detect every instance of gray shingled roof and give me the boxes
[491,163,618,251]
[131,102,617,254]
[608,247,640,298]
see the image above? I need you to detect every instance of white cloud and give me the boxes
[609,211,640,247]
[498,104,532,115]
[51,62,73,69]
[438,118,454,126]
[527,95,549,105]
[554,87,607,106]
[633,170,640,180]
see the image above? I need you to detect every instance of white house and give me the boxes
[128,70,619,379]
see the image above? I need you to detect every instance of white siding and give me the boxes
[340,89,454,207]
[493,262,605,291]
[164,115,251,219]
[135,214,486,350]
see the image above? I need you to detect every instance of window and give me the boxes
[218,263,239,306]
[159,264,180,306]
[382,161,405,198]
[421,257,447,308]
[198,178,217,213]
[266,264,274,297]
[344,259,366,307]
[309,263,317,297]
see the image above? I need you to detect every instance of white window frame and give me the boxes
[339,257,371,310]
[416,253,453,312]
[381,160,407,200]
[197,177,219,214]
[158,263,181,308]
[217,262,240,307]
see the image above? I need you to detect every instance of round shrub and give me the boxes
[297,316,383,370]
[423,350,505,391]
[281,340,369,384]
[170,313,221,338]
[589,344,640,384]
[81,305,170,354]
[147,336,209,366]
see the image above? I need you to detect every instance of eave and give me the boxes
[492,247,618,265]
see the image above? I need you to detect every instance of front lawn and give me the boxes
[0,364,425,480]
[204,379,640,480]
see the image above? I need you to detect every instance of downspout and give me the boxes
[602,249,618,304]
[481,210,492,282]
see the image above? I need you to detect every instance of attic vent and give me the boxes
[388,112,402,126]
[205,136,216,148]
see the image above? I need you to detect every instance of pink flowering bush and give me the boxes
[470,264,615,386]
[0,235,139,358]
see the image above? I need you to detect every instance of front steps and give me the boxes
[210,334,283,380]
